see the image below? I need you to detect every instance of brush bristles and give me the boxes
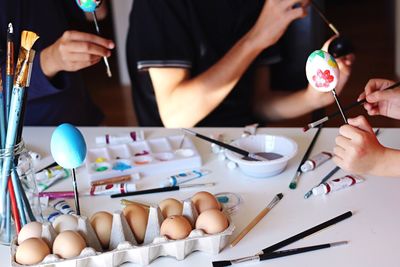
[20,31,39,51]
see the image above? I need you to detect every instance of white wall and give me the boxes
[111,0,134,86]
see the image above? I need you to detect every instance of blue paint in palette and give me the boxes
[112,161,132,171]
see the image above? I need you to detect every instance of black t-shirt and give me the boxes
[0,0,104,126]
[127,0,280,127]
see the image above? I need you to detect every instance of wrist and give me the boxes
[40,47,60,78]
[305,85,334,109]
[245,28,274,53]
[373,148,400,177]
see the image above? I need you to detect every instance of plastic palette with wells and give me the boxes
[85,135,202,182]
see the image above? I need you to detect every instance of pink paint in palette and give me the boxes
[85,135,202,183]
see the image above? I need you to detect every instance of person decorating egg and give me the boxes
[333,78,400,177]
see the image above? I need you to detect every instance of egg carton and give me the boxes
[86,135,202,182]
[10,200,234,266]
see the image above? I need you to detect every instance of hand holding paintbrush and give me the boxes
[304,80,400,131]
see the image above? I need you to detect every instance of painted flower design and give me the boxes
[312,69,334,88]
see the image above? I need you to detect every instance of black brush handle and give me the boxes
[111,186,179,198]
[211,260,232,267]
[190,131,249,157]
[261,243,330,261]
[298,125,322,171]
[325,81,400,122]
[262,211,352,254]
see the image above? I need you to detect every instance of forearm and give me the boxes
[155,32,266,128]
[373,148,400,177]
[260,88,325,121]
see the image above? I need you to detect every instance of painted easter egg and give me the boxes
[305,50,339,92]
[76,0,101,12]
[50,123,87,169]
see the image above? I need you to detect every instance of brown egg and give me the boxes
[123,203,149,244]
[160,215,192,240]
[159,198,183,218]
[195,209,229,234]
[18,221,42,245]
[53,230,86,259]
[90,211,113,249]
[15,238,50,265]
[191,191,221,214]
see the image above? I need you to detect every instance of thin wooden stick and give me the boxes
[230,193,283,247]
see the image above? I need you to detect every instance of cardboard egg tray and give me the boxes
[10,200,234,266]
[86,135,202,182]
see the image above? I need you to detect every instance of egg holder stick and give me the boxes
[310,0,340,35]
[182,128,268,161]
[230,193,283,248]
[71,168,81,215]
[304,82,400,131]
[212,211,352,267]
[91,11,112,77]
[0,31,38,234]
[288,125,322,190]
[331,89,348,124]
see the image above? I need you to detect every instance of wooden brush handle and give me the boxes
[230,207,271,247]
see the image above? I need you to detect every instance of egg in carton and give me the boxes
[11,200,234,266]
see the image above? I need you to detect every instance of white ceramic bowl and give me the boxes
[225,134,298,178]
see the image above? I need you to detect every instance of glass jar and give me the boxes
[0,141,43,245]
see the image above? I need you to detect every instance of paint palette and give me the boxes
[85,135,202,182]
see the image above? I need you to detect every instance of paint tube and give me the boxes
[42,206,62,223]
[88,183,137,196]
[312,175,365,196]
[52,199,75,215]
[160,169,211,187]
[35,165,70,192]
[95,130,144,145]
[301,152,332,172]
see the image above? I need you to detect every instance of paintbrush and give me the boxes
[212,241,347,267]
[6,23,14,120]
[310,0,339,35]
[182,128,270,161]
[0,31,39,231]
[0,68,6,148]
[289,125,322,189]
[304,82,400,131]
[212,211,352,267]
[111,182,215,198]
[230,193,283,247]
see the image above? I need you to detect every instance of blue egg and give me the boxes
[75,0,100,12]
[50,123,87,169]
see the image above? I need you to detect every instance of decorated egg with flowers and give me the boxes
[305,50,339,92]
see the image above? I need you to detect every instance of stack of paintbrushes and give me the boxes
[0,27,39,244]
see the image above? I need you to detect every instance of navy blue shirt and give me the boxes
[127,0,281,127]
[0,0,103,126]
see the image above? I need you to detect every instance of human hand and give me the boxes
[333,115,385,175]
[40,30,114,78]
[250,0,309,50]
[358,78,400,120]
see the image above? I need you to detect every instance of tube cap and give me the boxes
[312,185,326,196]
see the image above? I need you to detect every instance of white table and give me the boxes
[3,127,400,267]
